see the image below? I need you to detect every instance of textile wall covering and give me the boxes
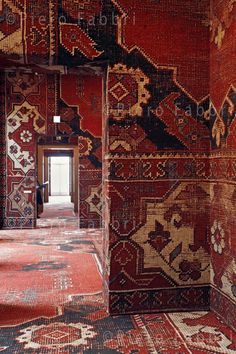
[0,0,228,316]
[60,74,103,228]
[210,0,236,331]
[0,72,6,228]
[106,0,211,315]
[2,71,103,229]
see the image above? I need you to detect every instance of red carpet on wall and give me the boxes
[60,73,103,229]
[0,72,6,229]
[210,0,236,331]
[210,0,236,112]
[3,70,103,229]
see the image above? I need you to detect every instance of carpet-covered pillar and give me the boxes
[106,60,211,315]
[104,0,211,314]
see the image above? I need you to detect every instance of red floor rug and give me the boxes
[0,242,102,326]
[0,221,235,353]
[40,202,75,219]
[0,218,103,262]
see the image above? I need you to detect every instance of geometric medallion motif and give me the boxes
[16,322,97,350]
[108,64,150,120]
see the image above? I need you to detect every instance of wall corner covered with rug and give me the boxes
[209,0,236,331]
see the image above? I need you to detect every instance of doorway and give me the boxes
[37,144,79,221]
[49,156,71,203]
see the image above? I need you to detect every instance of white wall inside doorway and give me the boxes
[50,156,70,196]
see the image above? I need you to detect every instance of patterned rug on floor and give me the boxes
[0,242,102,326]
[0,292,235,353]
[0,221,235,353]
[40,201,75,219]
[0,217,104,263]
